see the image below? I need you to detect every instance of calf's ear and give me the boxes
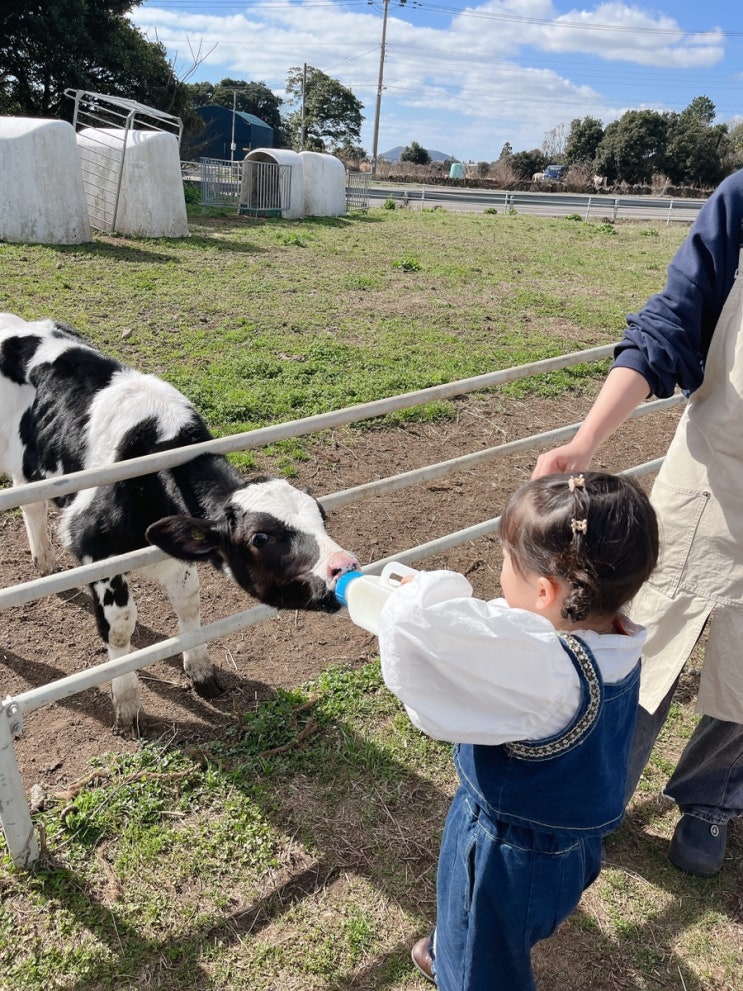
[146,515,221,559]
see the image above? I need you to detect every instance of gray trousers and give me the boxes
[625,679,743,825]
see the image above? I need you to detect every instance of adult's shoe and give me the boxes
[411,936,435,983]
[668,814,727,877]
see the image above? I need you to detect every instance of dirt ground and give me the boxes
[1,391,682,795]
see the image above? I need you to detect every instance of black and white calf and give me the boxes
[0,313,359,734]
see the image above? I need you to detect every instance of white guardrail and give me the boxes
[0,345,684,867]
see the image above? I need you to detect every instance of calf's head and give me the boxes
[145,477,359,612]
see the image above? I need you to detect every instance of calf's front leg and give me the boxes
[90,573,140,736]
[19,497,56,576]
[156,561,220,698]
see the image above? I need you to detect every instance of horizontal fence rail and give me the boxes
[366,185,706,223]
[0,397,682,613]
[0,344,618,513]
[0,346,683,867]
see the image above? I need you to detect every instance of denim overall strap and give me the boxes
[506,633,602,760]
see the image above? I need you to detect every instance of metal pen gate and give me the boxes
[65,89,183,234]
[346,171,371,211]
[0,345,684,867]
[199,157,242,210]
[239,159,292,217]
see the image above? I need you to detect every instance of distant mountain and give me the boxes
[379,145,454,163]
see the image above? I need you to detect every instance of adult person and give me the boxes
[533,167,743,877]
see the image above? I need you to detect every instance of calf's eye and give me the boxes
[250,532,272,548]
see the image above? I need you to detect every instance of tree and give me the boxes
[664,110,728,187]
[728,120,743,152]
[498,142,513,160]
[595,110,668,184]
[542,123,568,160]
[564,117,604,167]
[683,95,716,126]
[0,0,188,119]
[400,141,431,165]
[335,140,367,164]
[726,120,743,171]
[208,79,283,133]
[284,65,363,152]
[185,81,216,108]
[510,148,548,179]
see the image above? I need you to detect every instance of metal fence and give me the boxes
[195,160,370,216]
[65,89,183,233]
[0,345,684,867]
[238,160,292,217]
[199,157,242,209]
[346,171,371,211]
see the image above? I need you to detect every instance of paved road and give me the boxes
[366,183,706,223]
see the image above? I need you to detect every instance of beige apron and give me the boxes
[632,247,743,722]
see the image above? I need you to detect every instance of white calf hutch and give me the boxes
[299,151,347,217]
[68,90,187,237]
[0,117,91,244]
[238,149,348,219]
[76,127,188,237]
[240,148,304,219]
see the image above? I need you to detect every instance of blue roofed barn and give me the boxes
[195,105,274,160]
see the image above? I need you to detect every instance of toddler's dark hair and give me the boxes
[499,472,659,622]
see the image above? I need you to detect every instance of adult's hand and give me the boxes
[532,444,592,479]
[532,367,652,480]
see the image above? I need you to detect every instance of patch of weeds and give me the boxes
[371,399,458,428]
[392,255,422,272]
[596,222,617,235]
[56,746,201,852]
[483,207,497,214]
[224,448,261,473]
[565,213,583,222]
[344,905,376,960]
[640,227,660,237]
[382,197,396,209]
[343,272,379,290]
[182,181,200,205]
[260,437,312,477]
[278,231,307,247]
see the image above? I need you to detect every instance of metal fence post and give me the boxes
[0,699,38,869]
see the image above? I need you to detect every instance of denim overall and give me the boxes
[431,634,641,991]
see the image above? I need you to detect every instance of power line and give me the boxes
[140,0,743,39]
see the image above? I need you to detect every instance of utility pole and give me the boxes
[370,0,390,177]
[230,88,237,162]
[300,63,307,150]
[370,0,407,177]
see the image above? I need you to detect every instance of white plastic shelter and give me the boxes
[241,148,304,219]
[0,117,91,244]
[76,127,188,237]
[299,151,346,216]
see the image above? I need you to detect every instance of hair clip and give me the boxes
[568,474,586,492]
[571,518,588,535]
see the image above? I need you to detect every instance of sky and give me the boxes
[130,1,743,164]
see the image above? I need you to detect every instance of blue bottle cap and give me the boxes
[335,570,364,607]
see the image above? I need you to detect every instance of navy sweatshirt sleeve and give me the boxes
[613,169,743,398]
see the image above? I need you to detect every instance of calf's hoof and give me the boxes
[192,673,223,700]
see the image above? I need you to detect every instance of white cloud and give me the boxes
[132,2,734,161]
